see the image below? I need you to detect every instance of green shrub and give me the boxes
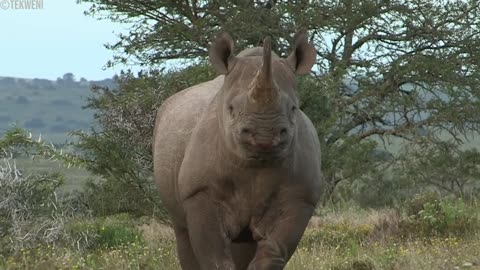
[406,192,442,217]
[79,177,163,218]
[404,195,479,236]
[0,156,72,254]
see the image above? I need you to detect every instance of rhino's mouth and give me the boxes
[232,227,254,243]
[246,142,287,158]
[247,152,284,162]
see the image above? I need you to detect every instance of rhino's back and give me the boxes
[153,75,224,223]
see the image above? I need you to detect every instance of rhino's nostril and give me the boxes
[241,128,252,134]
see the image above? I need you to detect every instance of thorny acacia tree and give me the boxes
[80,0,480,199]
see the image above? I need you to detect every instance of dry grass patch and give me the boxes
[137,217,175,249]
[2,206,479,270]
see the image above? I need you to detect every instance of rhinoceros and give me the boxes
[153,31,322,270]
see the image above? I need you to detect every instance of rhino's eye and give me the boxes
[228,105,234,114]
[291,106,297,112]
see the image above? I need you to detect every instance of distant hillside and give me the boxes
[0,74,116,143]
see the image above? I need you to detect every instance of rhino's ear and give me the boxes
[287,31,317,75]
[209,32,236,75]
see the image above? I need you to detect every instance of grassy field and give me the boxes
[1,207,479,270]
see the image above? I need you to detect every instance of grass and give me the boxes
[3,234,479,270]
[2,207,479,270]
[288,235,480,270]
[287,207,480,270]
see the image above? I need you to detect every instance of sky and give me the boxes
[0,0,140,80]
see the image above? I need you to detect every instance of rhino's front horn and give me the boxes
[249,37,279,104]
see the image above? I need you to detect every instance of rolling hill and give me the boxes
[0,74,115,143]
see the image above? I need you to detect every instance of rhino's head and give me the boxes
[209,32,316,161]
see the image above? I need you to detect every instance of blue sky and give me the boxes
[0,0,139,80]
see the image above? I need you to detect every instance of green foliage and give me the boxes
[404,194,479,237]
[406,192,442,217]
[322,138,380,203]
[341,170,404,208]
[80,1,308,66]
[80,177,158,217]
[77,0,480,205]
[400,141,480,196]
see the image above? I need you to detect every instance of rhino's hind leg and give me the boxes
[232,242,257,270]
[174,227,201,270]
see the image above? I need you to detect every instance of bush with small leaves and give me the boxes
[71,64,215,218]
[0,157,68,254]
[404,195,479,237]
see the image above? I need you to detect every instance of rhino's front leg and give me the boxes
[247,201,315,270]
[183,191,236,270]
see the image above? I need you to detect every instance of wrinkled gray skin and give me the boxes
[153,32,322,270]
